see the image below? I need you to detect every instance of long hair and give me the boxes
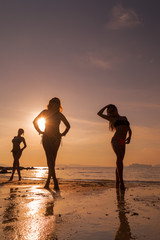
[107,104,118,131]
[47,97,63,113]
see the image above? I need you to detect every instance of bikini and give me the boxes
[112,136,126,145]
[112,119,130,145]
[114,119,130,128]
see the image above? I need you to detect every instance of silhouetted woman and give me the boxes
[33,97,70,190]
[9,128,27,181]
[97,104,132,190]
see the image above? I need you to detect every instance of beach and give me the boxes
[0,177,160,240]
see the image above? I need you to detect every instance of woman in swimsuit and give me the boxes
[33,97,70,190]
[9,128,27,181]
[97,104,132,190]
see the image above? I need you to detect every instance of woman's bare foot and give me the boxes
[44,184,50,189]
[54,185,60,191]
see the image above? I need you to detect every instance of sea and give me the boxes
[1,165,160,182]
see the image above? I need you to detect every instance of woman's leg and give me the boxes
[50,150,59,190]
[45,160,58,189]
[48,159,59,190]
[9,151,22,181]
[116,154,125,190]
[42,136,52,188]
[112,140,126,190]
[44,156,52,189]
[16,151,22,181]
[116,168,119,188]
[17,161,21,181]
[9,165,15,181]
[43,136,60,189]
[9,153,17,181]
[44,150,60,189]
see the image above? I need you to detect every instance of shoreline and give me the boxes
[1,177,160,194]
[1,176,160,186]
[0,178,160,239]
[1,165,160,185]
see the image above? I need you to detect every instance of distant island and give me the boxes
[127,163,152,168]
[0,166,35,174]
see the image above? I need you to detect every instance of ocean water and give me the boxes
[1,166,160,182]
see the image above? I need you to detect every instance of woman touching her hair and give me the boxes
[97,104,132,191]
[33,97,70,190]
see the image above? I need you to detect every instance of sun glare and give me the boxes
[38,118,45,132]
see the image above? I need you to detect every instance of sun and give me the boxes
[38,118,45,132]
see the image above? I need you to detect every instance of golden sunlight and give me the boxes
[38,118,45,132]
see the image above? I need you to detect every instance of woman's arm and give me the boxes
[60,113,71,136]
[21,138,27,151]
[33,110,45,134]
[125,126,132,144]
[97,105,111,121]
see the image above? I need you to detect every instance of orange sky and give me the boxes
[1,100,160,167]
[0,1,160,167]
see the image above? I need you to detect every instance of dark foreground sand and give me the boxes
[0,178,160,240]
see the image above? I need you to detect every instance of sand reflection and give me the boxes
[2,186,58,240]
[115,189,133,240]
[3,188,19,229]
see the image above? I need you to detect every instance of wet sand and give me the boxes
[0,178,160,240]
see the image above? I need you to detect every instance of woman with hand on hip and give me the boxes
[97,104,132,191]
[9,128,27,181]
[33,97,70,190]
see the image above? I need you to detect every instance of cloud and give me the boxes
[119,101,160,110]
[69,117,104,126]
[88,54,112,70]
[65,117,111,145]
[106,4,142,30]
[79,51,122,70]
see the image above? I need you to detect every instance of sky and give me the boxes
[0,0,160,167]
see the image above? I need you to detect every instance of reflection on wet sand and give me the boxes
[115,189,134,240]
[3,188,19,236]
[1,186,59,240]
[44,189,60,217]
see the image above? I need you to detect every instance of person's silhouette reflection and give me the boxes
[115,189,133,240]
[45,201,54,216]
[2,187,19,237]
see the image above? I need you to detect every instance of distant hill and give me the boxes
[0,164,9,167]
[58,164,102,168]
[154,164,160,167]
[128,163,152,168]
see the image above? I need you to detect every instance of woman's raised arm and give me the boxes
[97,105,111,121]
